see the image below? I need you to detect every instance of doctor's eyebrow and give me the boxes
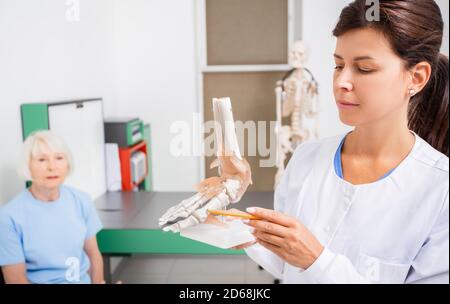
[333,54,375,61]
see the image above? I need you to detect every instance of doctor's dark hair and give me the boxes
[333,0,449,157]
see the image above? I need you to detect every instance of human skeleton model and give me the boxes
[159,98,252,233]
[274,41,319,188]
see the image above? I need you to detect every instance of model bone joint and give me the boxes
[275,40,320,188]
[159,97,252,233]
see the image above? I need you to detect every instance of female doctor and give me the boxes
[238,0,449,284]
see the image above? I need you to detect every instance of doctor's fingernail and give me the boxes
[246,207,256,213]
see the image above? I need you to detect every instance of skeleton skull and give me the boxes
[288,40,308,69]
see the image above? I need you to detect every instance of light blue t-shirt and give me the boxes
[0,185,103,284]
[334,135,396,180]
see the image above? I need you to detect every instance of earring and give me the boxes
[409,89,416,97]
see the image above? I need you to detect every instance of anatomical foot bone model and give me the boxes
[274,40,319,188]
[159,97,252,233]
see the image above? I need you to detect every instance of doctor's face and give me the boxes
[29,142,69,190]
[333,28,411,127]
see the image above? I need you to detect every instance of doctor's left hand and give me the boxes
[245,207,324,270]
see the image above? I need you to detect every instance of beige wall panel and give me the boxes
[203,71,287,191]
[206,0,288,65]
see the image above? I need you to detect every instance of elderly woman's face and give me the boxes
[29,142,69,189]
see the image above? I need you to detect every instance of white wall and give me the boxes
[1,0,448,203]
[436,0,449,56]
[301,0,354,138]
[112,0,199,192]
[0,0,117,204]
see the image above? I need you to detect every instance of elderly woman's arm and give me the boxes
[2,263,29,284]
[84,236,104,284]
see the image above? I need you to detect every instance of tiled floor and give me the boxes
[112,255,277,284]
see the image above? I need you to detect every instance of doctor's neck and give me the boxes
[346,107,415,157]
[29,184,60,202]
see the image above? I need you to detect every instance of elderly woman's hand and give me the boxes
[244,207,324,270]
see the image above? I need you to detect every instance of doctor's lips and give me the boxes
[46,176,59,180]
[337,99,360,109]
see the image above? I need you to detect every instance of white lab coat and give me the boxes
[245,132,449,284]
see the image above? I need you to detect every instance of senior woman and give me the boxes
[0,130,104,284]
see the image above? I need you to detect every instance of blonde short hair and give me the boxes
[20,130,74,181]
